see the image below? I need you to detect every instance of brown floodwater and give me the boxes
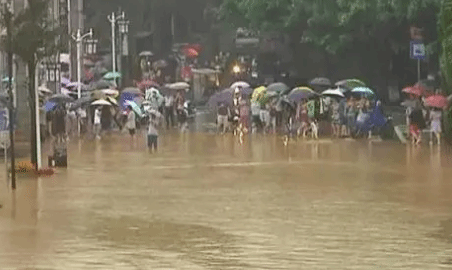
[1,132,452,269]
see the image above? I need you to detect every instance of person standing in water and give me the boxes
[93,107,102,139]
[125,106,136,141]
[147,110,162,153]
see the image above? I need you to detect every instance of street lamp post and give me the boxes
[3,1,16,189]
[72,28,93,135]
[107,11,125,86]
[118,19,129,88]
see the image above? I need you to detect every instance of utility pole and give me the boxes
[3,1,16,189]
[72,28,93,135]
[107,11,124,86]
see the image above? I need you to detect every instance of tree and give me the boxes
[439,0,452,95]
[1,0,60,168]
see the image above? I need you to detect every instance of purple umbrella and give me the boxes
[208,90,233,109]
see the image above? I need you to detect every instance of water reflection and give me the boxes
[0,134,452,268]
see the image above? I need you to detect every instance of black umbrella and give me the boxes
[266,82,289,94]
[310,77,331,87]
[89,80,115,91]
[69,96,92,110]
[47,94,74,103]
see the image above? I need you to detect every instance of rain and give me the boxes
[1,0,452,269]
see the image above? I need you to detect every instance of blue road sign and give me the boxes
[410,41,426,60]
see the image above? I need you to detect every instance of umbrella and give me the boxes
[106,96,118,106]
[402,86,423,96]
[69,96,92,110]
[139,51,154,57]
[44,101,57,112]
[103,71,121,80]
[125,100,143,116]
[2,76,13,83]
[183,47,199,58]
[66,82,88,90]
[252,86,267,101]
[137,79,159,90]
[424,95,448,109]
[122,87,142,95]
[351,87,374,95]
[335,79,366,90]
[61,77,70,86]
[231,81,250,89]
[101,89,119,96]
[310,77,331,87]
[266,82,289,94]
[38,85,52,94]
[222,87,253,97]
[153,60,168,69]
[89,80,115,90]
[401,99,419,108]
[207,91,233,108]
[48,94,74,103]
[91,99,112,106]
[322,89,345,98]
[287,87,317,103]
[168,82,190,91]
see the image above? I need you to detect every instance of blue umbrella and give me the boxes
[44,101,57,112]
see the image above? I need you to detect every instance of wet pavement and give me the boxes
[1,132,452,269]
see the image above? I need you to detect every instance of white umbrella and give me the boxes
[322,89,345,98]
[91,99,111,106]
[231,81,250,89]
[139,51,154,57]
[100,89,119,96]
[38,85,52,94]
[169,82,190,91]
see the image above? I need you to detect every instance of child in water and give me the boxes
[147,111,162,153]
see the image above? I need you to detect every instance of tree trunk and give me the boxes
[27,58,37,169]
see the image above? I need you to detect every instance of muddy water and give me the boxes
[1,133,452,269]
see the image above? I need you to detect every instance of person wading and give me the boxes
[217,102,230,134]
[125,106,137,142]
[93,107,102,140]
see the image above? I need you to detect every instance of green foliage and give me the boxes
[220,0,441,55]
[439,0,452,95]
[1,0,61,65]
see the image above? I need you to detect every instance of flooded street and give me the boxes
[1,133,452,269]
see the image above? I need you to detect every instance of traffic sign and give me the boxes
[410,41,426,60]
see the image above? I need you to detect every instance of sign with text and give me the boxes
[410,41,426,60]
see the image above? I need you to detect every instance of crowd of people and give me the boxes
[215,87,390,141]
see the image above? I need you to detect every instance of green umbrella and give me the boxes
[335,79,366,90]
[351,87,374,96]
[2,77,13,83]
[103,71,122,80]
[125,100,143,117]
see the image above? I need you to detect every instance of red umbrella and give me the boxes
[136,80,159,90]
[402,86,423,96]
[183,47,199,58]
[424,94,448,109]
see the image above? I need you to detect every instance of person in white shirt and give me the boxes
[124,106,136,140]
[164,94,174,129]
[147,110,162,152]
[93,107,102,139]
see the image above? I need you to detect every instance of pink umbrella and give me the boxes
[402,86,423,96]
[424,95,448,109]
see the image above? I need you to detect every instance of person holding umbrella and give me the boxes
[147,109,163,153]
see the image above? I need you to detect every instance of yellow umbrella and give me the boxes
[252,86,266,102]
